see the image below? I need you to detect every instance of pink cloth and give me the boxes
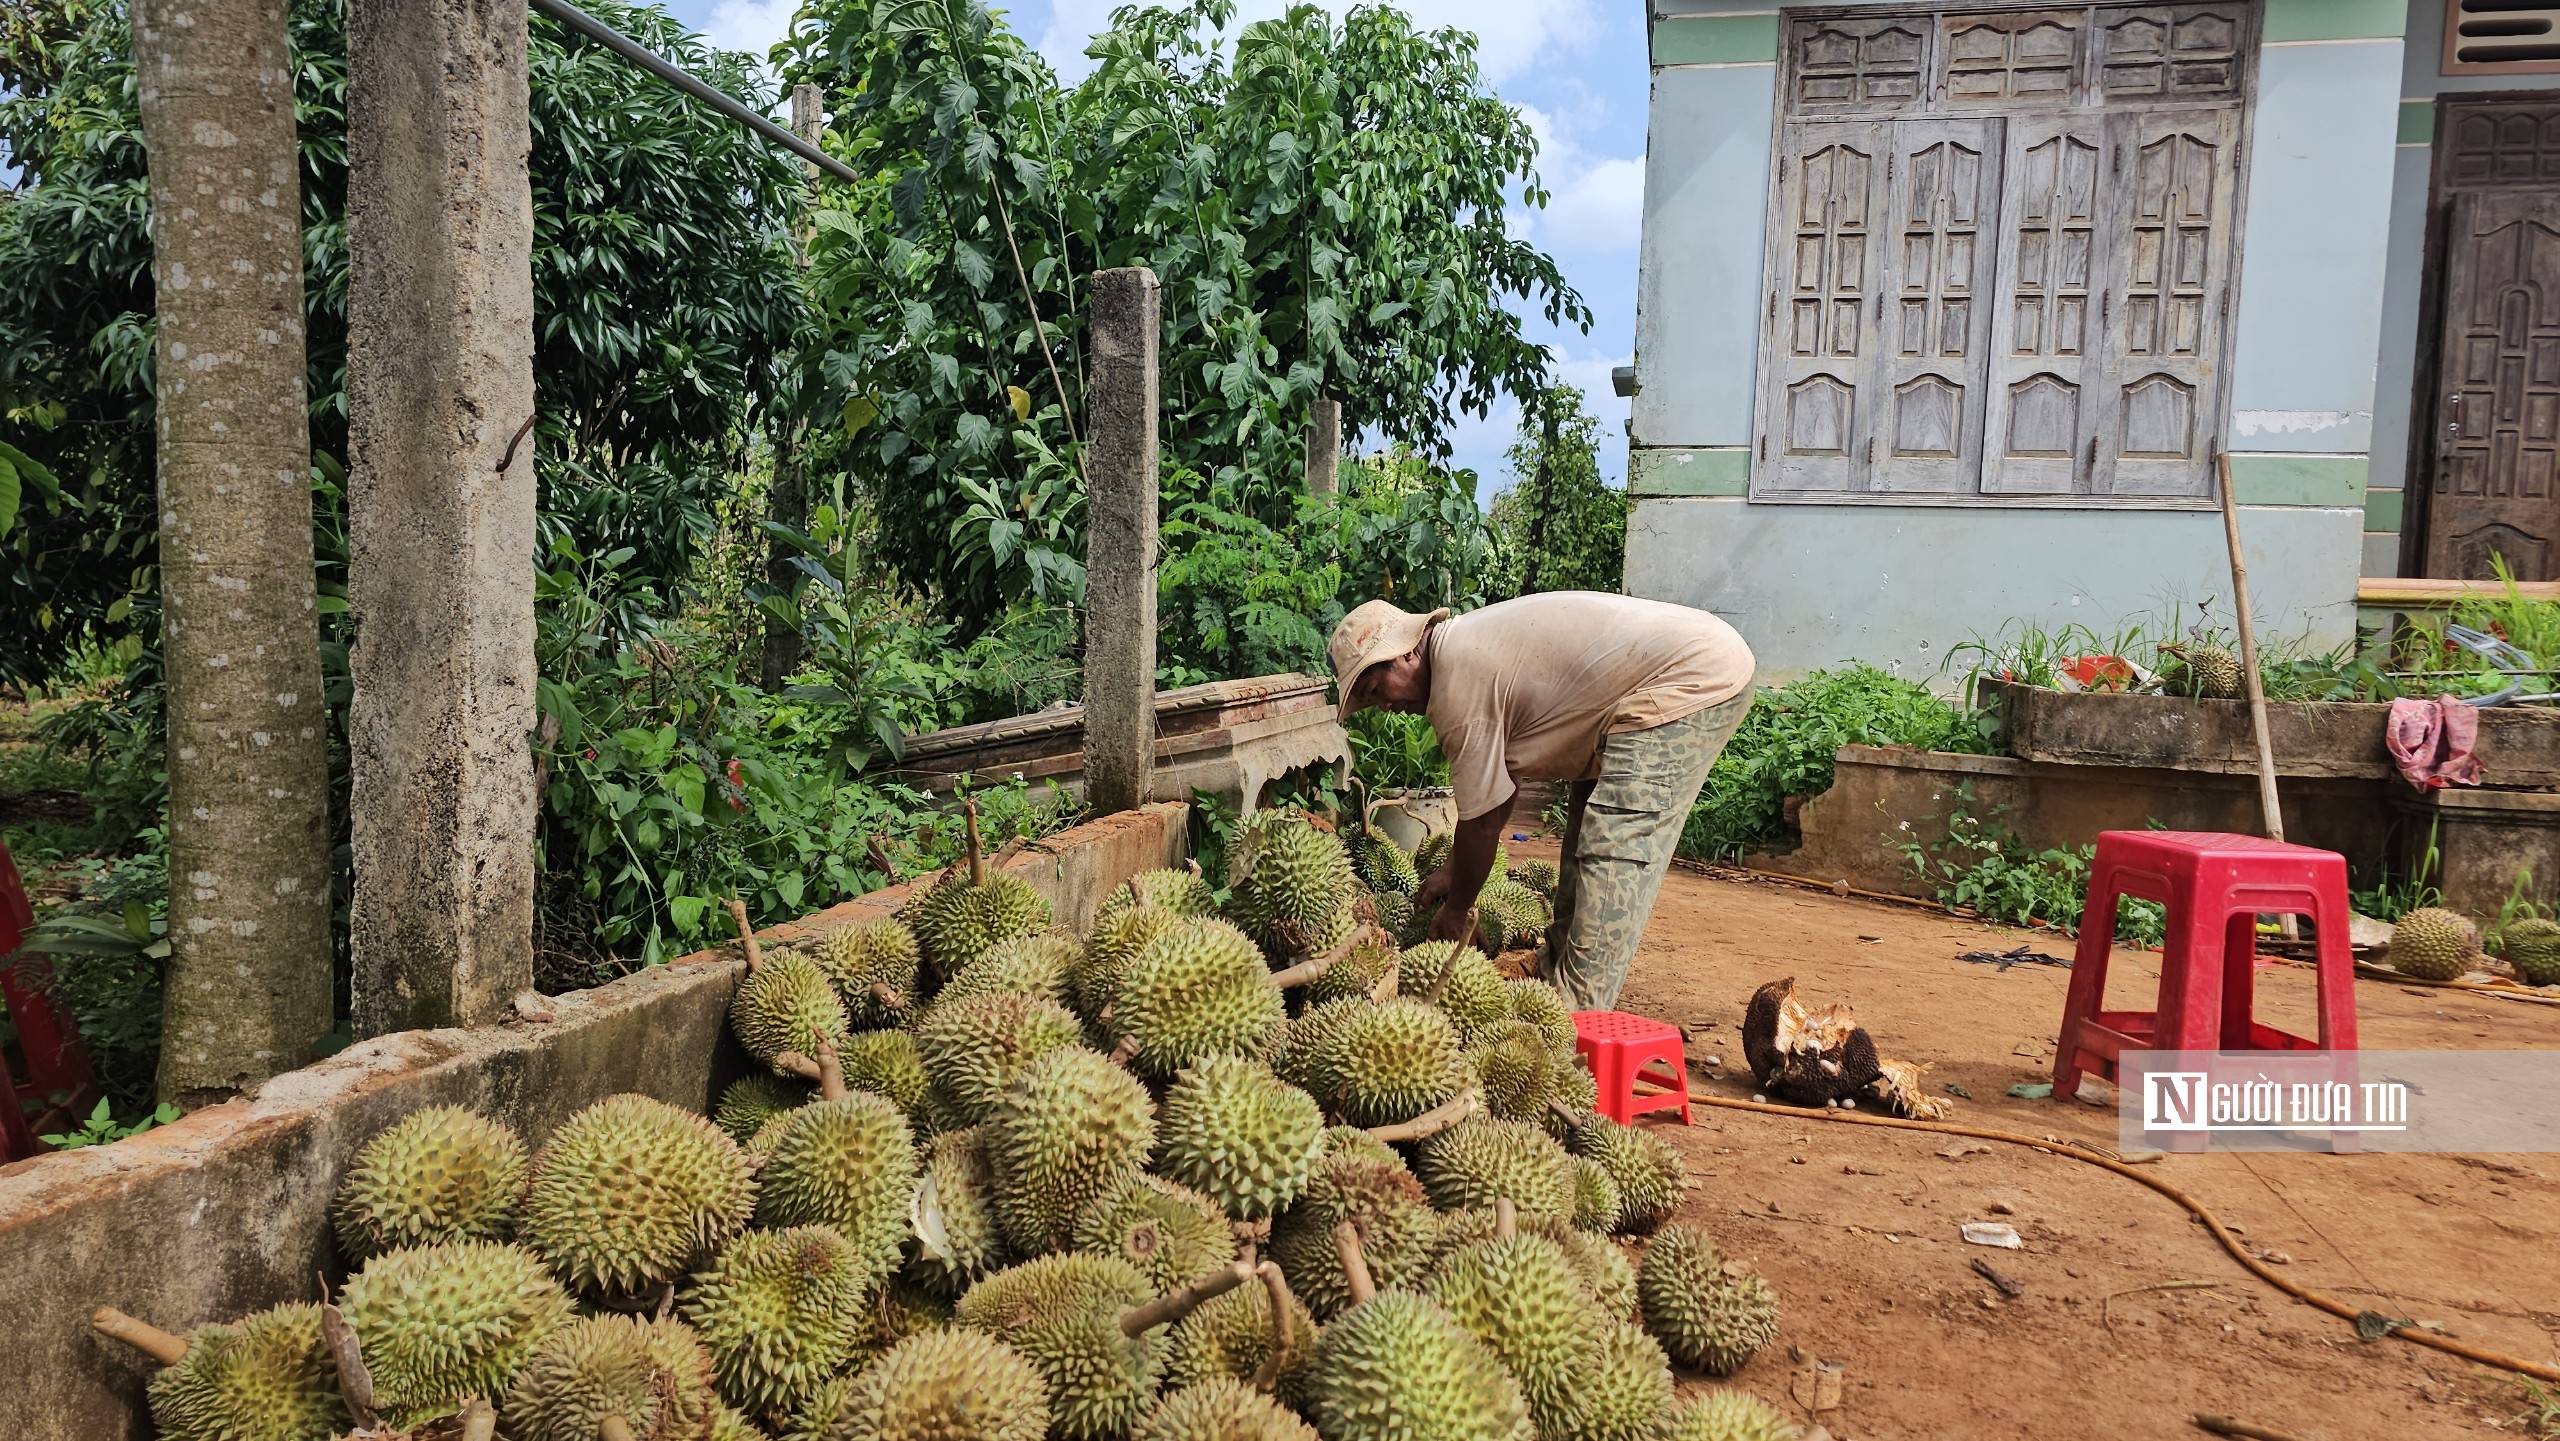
[2386,696,2484,791]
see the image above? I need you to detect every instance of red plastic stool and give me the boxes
[2052,831,2358,1110]
[1572,1010,1692,1125]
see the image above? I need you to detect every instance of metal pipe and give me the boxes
[525,0,860,185]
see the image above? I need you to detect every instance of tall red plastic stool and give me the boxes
[1572,1010,1692,1125]
[1,838,100,1160]
[2052,831,2358,1107]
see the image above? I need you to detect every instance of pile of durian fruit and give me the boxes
[92,805,1797,1441]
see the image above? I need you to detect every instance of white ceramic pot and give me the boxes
[1366,788,1455,852]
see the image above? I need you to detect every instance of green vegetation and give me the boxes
[1897,794,2166,945]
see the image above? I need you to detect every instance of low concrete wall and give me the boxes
[0,803,1186,1441]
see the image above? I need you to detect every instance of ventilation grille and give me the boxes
[2447,0,2560,73]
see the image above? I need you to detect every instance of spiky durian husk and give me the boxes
[1069,1169,1236,1295]
[1567,1114,1687,1233]
[332,1106,526,1261]
[503,1315,717,1441]
[1571,1158,1626,1234]
[145,1303,349,1441]
[781,1327,1048,1441]
[714,1074,811,1146]
[1556,1321,1675,1441]
[1097,867,1222,926]
[2390,905,2481,981]
[1544,1067,1601,1140]
[340,1242,572,1427]
[1163,1278,1319,1403]
[1663,1390,1801,1441]
[835,1028,935,1123]
[937,930,1082,1009]
[1112,917,1286,1079]
[1271,996,1366,1096]
[1314,996,1467,1127]
[840,1279,952,1373]
[1133,1377,1322,1441]
[679,1227,872,1415]
[988,1045,1159,1255]
[1268,1156,1444,1321]
[909,1125,1011,1297]
[709,1404,773,1441]
[1304,926,1402,1008]
[1076,904,1186,1024]
[1469,1020,1563,1122]
[905,867,1053,979]
[1368,889,1421,948]
[1475,880,1551,952]
[810,919,922,1029]
[1315,1123,1409,1173]
[1416,1116,1577,1219]
[730,948,852,1074]
[956,1255,1164,1441]
[1302,1291,1533,1441]
[1155,1054,1324,1221]
[1398,941,1513,1044]
[1432,1210,1637,1320]
[1637,1227,1779,1377]
[1508,858,1561,901]
[1416,832,1454,878]
[2506,916,2560,985]
[1506,978,1578,1053]
[1231,808,1359,959]
[1354,831,1421,897]
[521,1095,758,1298]
[753,1094,916,1279]
[1427,1234,1606,1428]
[913,989,1087,1124]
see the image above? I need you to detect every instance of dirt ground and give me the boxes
[1545,839,2560,1441]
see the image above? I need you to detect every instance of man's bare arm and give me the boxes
[1418,795,1514,943]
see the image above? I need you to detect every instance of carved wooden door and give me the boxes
[1982,114,2105,494]
[1756,120,1889,493]
[1874,118,2004,492]
[2093,105,2238,497]
[2429,189,2560,579]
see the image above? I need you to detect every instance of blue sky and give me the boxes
[657,0,1651,495]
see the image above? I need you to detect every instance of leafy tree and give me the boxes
[1488,382,1626,598]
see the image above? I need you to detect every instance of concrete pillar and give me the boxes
[1305,395,1342,497]
[1083,267,1160,815]
[343,0,538,1034]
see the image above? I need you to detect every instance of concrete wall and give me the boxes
[1628,0,2401,679]
[0,803,1187,1441]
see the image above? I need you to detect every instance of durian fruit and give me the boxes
[1369,889,1420,947]
[753,1089,917,1280]
[1570,1158,1626,1234]
[2391,906,2482,981]
[835,1028,936,1125]
[1133,1377,1321,1441]
[332,1105,527,1261]
[955,1254,1166,1441]
[1416,832,1454,878]
[1353,829,1421,897]
[503,1314,718,1441]
[902,799,1052,978]
[1566,1113,1687,1233]
[1556,1321,1675,1441]
[1272,995,1367,1095]
[1269,1154,1444,1320]
[1426,1233,1605,1430]
[1506,979,1578,1054]
[841,1279,953,1371]
[1155,1054,1325,1221]
[988,1044,1159,1255]
[730,946,851,1074]
[1416,1116,1577,1218]
[810,918,922,1029]
[1663,1390,1800,1441]
[1638,1227,1779,1377]
[714,1074,810,1147]
[1097,865,1222,925]
[680,1227,873,1415]
[1070,1170,1237,1295]
[1315,996,1468,1127]
[1077,903,1186,1024]
[1399,941,1513,1044]
[913,988,1087,1124]
[2176,641,2245,699]
[1431,1211,1637,1320]
[937,930,1082,1009]
[1475,879,1551,952]
[1305,928,1403,1008]
[1469,1020,1563,1123]
[1231,807,1360,959]
[94,1302,350,1441]
[710,1404,774,1441]
[1544,1068,1601,1141]
[1163,1267,1318,1402]
[2506,916,2560,985]
[1316,1123,1410,1173]
[521,1094,758,1298]
[339,1241,573,1426]
[782,1327,1048,1441]
[1301,1288,1533,1441]
[910,1124,1012,1297]
[1111,917,1287,1079]
[1509,858,1561,901]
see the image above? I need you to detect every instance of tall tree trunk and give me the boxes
[133,0,334,1103]
[760,83,824,693]
[1520,396,1561,597]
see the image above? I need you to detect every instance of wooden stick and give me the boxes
[964,797,986,888]
[91,1307,187,1367]
[320,1302,379,1428]
[2193,1417,2312,1441]
[1425,927,1471,1004]
[1334,1221,1376,1306]
[726,897,764,974]
[1120,1259,1257,1337]
[1249,1262,1297,1392]
[1366,1089,1477,1144]
[1368,956,1401,1004]
[2216,449,2298,941]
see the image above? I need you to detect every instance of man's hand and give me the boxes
[1424,895,1476,945]
[1415,796,1513,947]
[1413,862,1453,916]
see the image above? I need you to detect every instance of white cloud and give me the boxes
[700,0,797,63]
[1542,155,1644,254]
[1036,0,1599,87]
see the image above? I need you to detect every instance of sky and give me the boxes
[657,0,1651,497]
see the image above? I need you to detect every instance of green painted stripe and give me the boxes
[2398,100,2434,146]
[1652,13,1779,67]
[2226,452,2365,507]
[1629,446,1750,497]
[2366,487,2405,532]
[2264,0,2404,43]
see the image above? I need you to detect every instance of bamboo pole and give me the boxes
[2216,450,2300,941]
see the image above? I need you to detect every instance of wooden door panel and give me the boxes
[1785,15,1931,115]
[1938,9,2084,109]
[2095,106,2238,497]
[1983,114,2105,493]
[1874,117,2004,493]
[2429,190,2560,579]
[1755,121,1889,494]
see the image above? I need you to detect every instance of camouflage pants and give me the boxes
[1544,688,1753,1012]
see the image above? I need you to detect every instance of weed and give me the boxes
[2519,1380,2560,1439]
[1899,793,2166,945]
[2349,823,2443,924]
[1348,710,1448,792]
[39,1097,180,1150]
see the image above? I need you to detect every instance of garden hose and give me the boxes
[1693,1091,2560,1385]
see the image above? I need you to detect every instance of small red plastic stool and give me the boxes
[1572,1010,1692,1125]
[2053,831,2358,1106]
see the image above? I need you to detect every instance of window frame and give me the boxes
[1748,1,2263,510]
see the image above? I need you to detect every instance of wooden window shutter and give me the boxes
[1983,114,2107,494]
[1754,120,1889,494]
[2092,106,2240,497]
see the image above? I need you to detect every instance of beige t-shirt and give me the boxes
[1427,592,1756,821]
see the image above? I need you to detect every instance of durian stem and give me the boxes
[1546,1099,1587,1132]
[459,1398,497,1441]
[1268,926,1364,990]
[1426,922,1472,1003]
[773,1050,822,1082]
[727,897,763,974]
[1333,1221,1376,1306]
[815,1037,846,1103]
[1493,1197,1517,1240]
[91,1307,187,1367]
[320,1302,379,1428]
[870,981,908,1014]
[964,796,986,888]
[1366,1088,1477,1144]
[865,833,896,879]
[601,1416,640,1441]
[1369,957,1400,1004]
[1119,1259,1257,1337]
[1249,1262,1297,1392]
[1186,857,1204,879]
[1108,1035,1141,1067]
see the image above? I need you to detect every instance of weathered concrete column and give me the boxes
[1305,395,1342,496]
[343,0,538,1034]
[1083,268,1160,815]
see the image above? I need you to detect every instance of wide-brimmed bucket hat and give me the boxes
[1329,599,1449,720]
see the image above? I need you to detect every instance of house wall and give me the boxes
[1628,0,2404,681]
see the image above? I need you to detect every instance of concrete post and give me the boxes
[343,0,538,1034]
[1305,395,1342,497]
[1083,268,1160,815]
